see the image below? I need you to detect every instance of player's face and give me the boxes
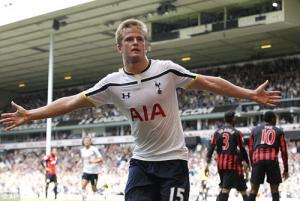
[118,27,147,63]
[52,148,57,155]
[83,138,92,147]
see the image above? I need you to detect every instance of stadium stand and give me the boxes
[0,142,299,199]
[1,56,299,127]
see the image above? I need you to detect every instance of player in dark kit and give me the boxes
[205,111,249,201]
[41,148,58,200]
[248,111,288,201]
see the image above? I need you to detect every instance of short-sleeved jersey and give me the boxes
[206,124,249,171]
[81,146,102,174]
[43,154,57,175]
[83,59,197,161]
[249,123,288,172]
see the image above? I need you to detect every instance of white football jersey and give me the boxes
[83,59,198,161]
[81,146,102,174]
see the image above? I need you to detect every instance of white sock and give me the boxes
[82,189,87,201]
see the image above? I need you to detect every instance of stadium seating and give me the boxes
[0,143,299,199]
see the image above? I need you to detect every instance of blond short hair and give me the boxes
[115,19,148,45]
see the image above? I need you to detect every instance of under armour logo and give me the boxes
[122,92,130,99]
[155,81,162,94]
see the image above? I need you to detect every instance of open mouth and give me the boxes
[131,48,140,52]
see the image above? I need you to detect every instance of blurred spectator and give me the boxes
[0,141,299,199]
[1,57,299,137]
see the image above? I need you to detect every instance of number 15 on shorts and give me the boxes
[170,187,185,201]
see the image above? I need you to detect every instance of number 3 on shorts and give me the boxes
[169,187,185,201]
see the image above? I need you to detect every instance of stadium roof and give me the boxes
[0,0,300,95]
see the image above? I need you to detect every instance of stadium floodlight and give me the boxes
[18,82,25,88]
[272,2,278,7]
[52,16,67,31]
[261,44,272,49]
[157,0,177,15]
[181,56,191,62]
[64,75,72,80]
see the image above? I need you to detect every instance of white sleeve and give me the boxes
[93,147,102,158]
[166,60,198,88]
[81,75,113,106]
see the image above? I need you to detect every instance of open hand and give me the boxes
[253,80,282,107]
[204,166,209,177]
[0,101,30,130]
[282,171,289,180]
[242,161,249,173]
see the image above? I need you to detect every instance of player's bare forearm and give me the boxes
[281,146,288,172]
[206,143,215,164]
[40,161,46,168]
[189,75,254,99]
[188,75,281,106]
[238,134,250,165]
[249,135,254,165]
[29,94,90,120]
[89,158,102,164]
[76,159,82,168]
[0,93,94,130]
[280,135,288,172]
[242,161,249,172]
[241,148,250,165]
[94,158,103,163]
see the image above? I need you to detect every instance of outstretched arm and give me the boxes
[40,160,46,168]
[188,75,281,106]
[41,157,51,173]
[248,133,254,166]
[237,133,250,166]
[0,93,94,130]
[89,148,103,164]
[89,157,103,164]
[279,134,288,176]
[205,132,217,176]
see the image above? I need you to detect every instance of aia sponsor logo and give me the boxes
[130,103,166,121]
